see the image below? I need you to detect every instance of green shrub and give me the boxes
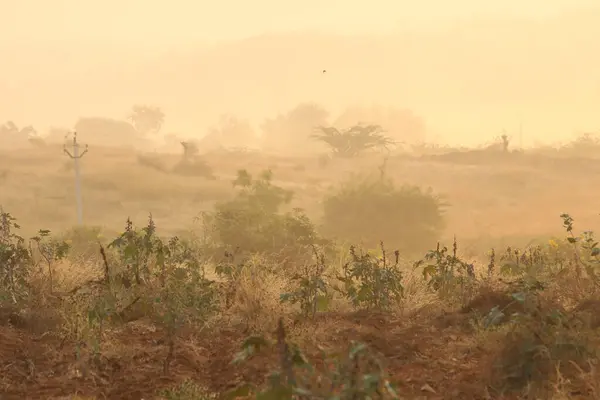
[201,169,326,263]
[321,176,445,255]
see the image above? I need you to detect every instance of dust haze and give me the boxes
[2,2,600,398]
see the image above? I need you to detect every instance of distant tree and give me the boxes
[260,102,330,152]
[501,133,510,152]
[75,117,139,146]
[200,114,258,150]
[180,141,200,160]
[312,124,394,158]
[128,105,165,135]
[334,105,426,143]
[0,121,18,135]
[0,121,37,137]
[46,127,71,143]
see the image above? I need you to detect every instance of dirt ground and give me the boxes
[0,307,496,400]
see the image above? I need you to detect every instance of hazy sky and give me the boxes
[2,0,598,47]
[1,0,600,146]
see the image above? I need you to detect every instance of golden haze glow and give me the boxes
[1,0,599,145]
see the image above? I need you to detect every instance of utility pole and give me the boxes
[63,131,88,225]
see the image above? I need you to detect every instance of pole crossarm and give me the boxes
[64,131,88,159]
[63,131,89,225]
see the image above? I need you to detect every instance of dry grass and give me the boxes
[2,143,600,399]
[2,144,599,241]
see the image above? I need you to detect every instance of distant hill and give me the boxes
[2,8,600,144]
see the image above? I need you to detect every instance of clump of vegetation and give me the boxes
[313,124,394,158]
[5,177,600,399]
[201,169,326,265]
[322,175,445,254]
[336,243,404,311]
[228,319,399,400]
[137,152,169,173]
[171,141,214,178]
[414,237,476,305]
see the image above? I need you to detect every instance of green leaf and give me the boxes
[279,293,293,303]
[384,380,400,399]
[511,292,527,303]
[241,335,269,351]
[222,384,252,400]
[349,342,367,359]
[422,264,437,279]
[484,306,505,328]
[316,295,330,312]
[292,387,313,396]
[290,346,309,367]
[567,237,578,244]
[363,373,382,389]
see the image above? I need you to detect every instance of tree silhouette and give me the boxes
[260,102,329,152]
[0,121,37,137]
[128,105,165,135]
[312,124,394,158]
[201,114,257,150]
[334,105,426,143]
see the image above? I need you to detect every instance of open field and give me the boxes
[2,144,600,399]
[2,144,600,243]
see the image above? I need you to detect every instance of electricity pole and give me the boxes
[64,131,88,225]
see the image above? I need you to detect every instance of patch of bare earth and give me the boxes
[0,307,498,400]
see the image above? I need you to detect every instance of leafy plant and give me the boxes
[202,170,326,264]
[228,318,399,400]
[560,213,600,283]
[108,215,161,285]
[336,243,404,311]
[29,229,70,292]
[0,209,31,304]
[415,237,475,301]
[280,249,330,318]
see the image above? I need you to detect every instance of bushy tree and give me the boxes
[128,105,165,135]
[260,102,329,153]
[74,117,139,146]
[334,105,426,143]
[313,124,394,158]
[0,121,36,137]
[201,170,325,263]
[200,114,258,151]
[322,176,446,254]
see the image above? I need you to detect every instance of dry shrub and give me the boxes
[216,256,290,333]
[171,158,214,178]
[137,153,169,173]
[322,175,445,255]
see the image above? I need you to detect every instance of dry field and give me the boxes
[2,144,599,242]
[1,143,600,399]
